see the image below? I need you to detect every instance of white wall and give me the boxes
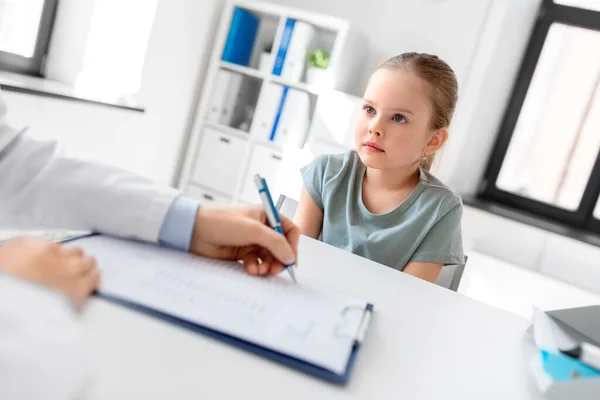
[3,0,225,185]
[436,0,541,195]
[269,0,492,93]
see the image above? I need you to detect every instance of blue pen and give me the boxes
[253,174,297,284]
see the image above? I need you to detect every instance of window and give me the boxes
[483,0,600,232]
[0,0,57,75]
[74,0,159,99]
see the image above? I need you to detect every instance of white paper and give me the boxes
[72,236,368,374]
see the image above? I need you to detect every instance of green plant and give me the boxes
[308,49,330,69]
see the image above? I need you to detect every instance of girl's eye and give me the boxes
[363,105,375,114]
[393,114,407,123]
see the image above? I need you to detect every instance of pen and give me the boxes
[253,174,297,284]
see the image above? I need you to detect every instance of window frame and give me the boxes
[0,0,58,76]
[481,0,600,232]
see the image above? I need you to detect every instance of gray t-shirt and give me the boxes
[301,151,464,271]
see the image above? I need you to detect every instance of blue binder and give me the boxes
[272,18,295,76]
[221,8,259,66]
[269,85,289,141]
[66,235,374,385]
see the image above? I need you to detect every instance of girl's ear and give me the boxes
[425,128,448,155]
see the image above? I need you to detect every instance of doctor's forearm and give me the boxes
[0,134,179,242]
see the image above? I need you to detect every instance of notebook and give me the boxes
[69,235,373,384]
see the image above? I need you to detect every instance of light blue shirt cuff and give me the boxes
[158,196,200,251]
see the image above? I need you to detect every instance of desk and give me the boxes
[81,236,544,400]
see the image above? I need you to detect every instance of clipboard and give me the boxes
[68,235,374,385]
[98,292,373,384]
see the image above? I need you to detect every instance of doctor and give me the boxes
[0,88,299,400]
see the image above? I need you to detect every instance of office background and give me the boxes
[1,0,600,316]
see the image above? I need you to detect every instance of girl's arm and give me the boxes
[403,262,443,283]
[293,187,324,239]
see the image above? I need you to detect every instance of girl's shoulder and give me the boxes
[306,150,360,183]
[418,169,463,213]
[309,150,358,169]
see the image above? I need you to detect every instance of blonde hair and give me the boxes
[378,53,458,171]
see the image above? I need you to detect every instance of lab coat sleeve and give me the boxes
[0,273,92,400]
[0,91,180,243]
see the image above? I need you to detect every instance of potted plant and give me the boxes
[306,49,330,85]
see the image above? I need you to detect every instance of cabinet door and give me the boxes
[191,129,246,196]
[186,184,231,207]
[239,144,283,204]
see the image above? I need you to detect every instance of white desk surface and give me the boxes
[81,236,544,400]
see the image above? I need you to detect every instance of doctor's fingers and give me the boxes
[67,253,97,276]
[71,268,101,308]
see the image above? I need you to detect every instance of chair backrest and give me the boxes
[435,256,468,292]
[277,194,467,291]
[276,195,299,220]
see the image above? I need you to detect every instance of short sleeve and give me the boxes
[300,155,329,211]
[410,203,464,265]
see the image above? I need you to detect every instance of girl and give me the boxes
[295,52,464,283]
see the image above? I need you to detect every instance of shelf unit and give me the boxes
[220,60,322,95]
[178,0,365,207]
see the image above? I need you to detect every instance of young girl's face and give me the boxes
[354,68,437,171]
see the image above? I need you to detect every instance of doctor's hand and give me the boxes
[0,238,99,307]
[189,206,299,277]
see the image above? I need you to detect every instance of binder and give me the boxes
[221,7,259,67]
[280,21,316,82]
[273,88,311,147]
[207,70,233,123]
[272,18,295,76]
[270,86,289,141]
[69,235,374,385]
[250,82,285,141]
[219,72,243,126]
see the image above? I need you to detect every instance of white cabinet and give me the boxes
[177,1,364,204]
[191,129,246,196]
[239,144,283,204]
[186,184,231,207]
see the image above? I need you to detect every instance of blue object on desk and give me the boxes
[253,174,297,283]
[540,350,600,381]
[221,7,259,66]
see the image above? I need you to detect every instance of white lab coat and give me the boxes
[0,88,181,399]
